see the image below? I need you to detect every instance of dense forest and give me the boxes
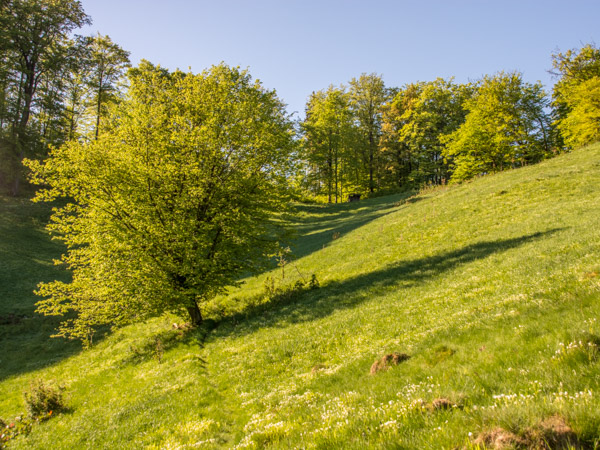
[1,0,600,200]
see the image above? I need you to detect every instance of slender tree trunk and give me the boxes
[334,140,338,203]
[95,87,102,140]
[368,130,375,193]
[11,64,36,196]
[327,136,333,203]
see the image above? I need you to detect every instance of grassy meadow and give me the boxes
[2,144,600,448]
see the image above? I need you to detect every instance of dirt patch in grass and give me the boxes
[473,427,525,448]
[369,352,410,375]
[473,416,586,449]
[525,415,583,449]
[428,397,455,411]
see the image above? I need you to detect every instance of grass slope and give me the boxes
[2,144,600,448]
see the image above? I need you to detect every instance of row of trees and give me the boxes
[1,1,599,200]
[0,0,130,195]
[299,45,600,201]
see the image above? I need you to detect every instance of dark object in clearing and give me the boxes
[369,352,410,375]
[0,313,25,325]
[348,193,361,202]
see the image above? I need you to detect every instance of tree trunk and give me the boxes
[187,301,203,326]
[327,144,332,203]
[10,64,36,196]
[368,130,375,193]
[95,88,102,140]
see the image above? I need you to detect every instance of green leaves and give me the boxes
[557,77,600,148]
[26,62,295,341]
[552,45,600,149]
[442,72,551,181]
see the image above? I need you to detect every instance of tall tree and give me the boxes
[26,62,296,343]
[556,76,600,148]
[84,33,130,140]
[442,72,551,181]
[0,0,90,194]
[380,82,423,188]
[301,85,355,202]
[60,35,92,141]
[381,79,471,188]
[551,44,600,149]
[348,73,389,193]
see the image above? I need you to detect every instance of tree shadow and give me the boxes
[288,191,418,260]
[116,325,207,370]
[0,198,84,381]
[207,229,563,341]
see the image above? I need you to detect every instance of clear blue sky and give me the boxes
[78,0,599,118]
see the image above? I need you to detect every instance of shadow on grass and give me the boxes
[207,229,563,341]
[289,191,417,260]
[0,197,84,381]
[117,326,207,369]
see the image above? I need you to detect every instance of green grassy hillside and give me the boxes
[2,144,600,448]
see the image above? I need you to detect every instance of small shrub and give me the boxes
[263,276,276,298]
[1,412,56,446]
[24,379,66,418]
[1,416,34,447]
[309,274,319,289]
[155,336,164,363]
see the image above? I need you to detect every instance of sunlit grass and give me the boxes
[2,144,600,448]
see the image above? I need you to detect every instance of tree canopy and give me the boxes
[442,72,551,181]
[26,62,296,343]
[0,0,90,194]
[551,44,600,149]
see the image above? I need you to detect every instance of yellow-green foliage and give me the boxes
[442,71,551,181]
[557,77,600,148]
[552,44,600,149]
[24,62,295,342]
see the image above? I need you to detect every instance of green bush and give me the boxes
[24,379,66,418]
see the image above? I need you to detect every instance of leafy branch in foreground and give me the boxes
[25,62,296,344]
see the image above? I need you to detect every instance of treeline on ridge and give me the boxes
[1,0,600,200]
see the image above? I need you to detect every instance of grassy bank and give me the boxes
[2,144,600,448]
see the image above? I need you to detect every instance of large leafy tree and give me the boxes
[381,79,471,188]
[551,44,600,148]
[442,72,551,181]
[556,77,600,148]
[348,73,389,193]
[26,62,296,343]
[301,85,355,202]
